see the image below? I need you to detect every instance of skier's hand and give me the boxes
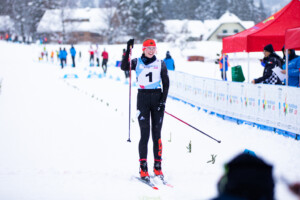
[127,39,134,50]
[157,100,165,112]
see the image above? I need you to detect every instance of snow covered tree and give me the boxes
[137,0,165,42]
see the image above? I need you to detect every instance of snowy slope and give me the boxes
[0,41,299,200]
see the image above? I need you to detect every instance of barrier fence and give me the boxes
[168,71,300,140]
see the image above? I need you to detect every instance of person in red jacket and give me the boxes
[101,48,108,74]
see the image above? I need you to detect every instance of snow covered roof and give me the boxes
[163,20,206,38]
[203,11,254,40]
[37,8,116,34]
[0,15,14,32]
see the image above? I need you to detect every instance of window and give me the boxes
[234,29,239,33]
[222,30,228,34]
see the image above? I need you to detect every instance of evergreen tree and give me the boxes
[138,0,165,42]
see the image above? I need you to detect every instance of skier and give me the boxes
[121,39,169,180]
[219,50,229,81]
[88,45,94,66]
[101,48,108,74]
[122,48,129,78]
[70,45,76,67]
[59,47,67,69]
[95,44,101,67]
[163,51,175,71]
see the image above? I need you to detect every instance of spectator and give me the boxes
[122,48,129,78]
[101,48,108,74]
[252,44,282,85]
[5,33,9,41]
[281,47,300,87]
[219,50,229,81]
[95,45,101,67]
[164,51,175,71]
[70,45,76,67]
[88,45,94,66]
[50,50,54,62]
[212,153,274,200]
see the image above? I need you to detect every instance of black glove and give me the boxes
[157,100,166,111]
[127,39,134,50]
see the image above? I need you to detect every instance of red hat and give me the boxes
[142,39,156,51]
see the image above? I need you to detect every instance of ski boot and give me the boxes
[153,161,164,177]
[140,161,150,181]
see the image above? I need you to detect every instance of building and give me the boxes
[36,8,119,44]
[203,11,254,42]
[163,12,254,43]
[163,20,206,42]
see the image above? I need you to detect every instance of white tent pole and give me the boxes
[223,53,225,81]
[247,53,250,83]
[286,49,289,86]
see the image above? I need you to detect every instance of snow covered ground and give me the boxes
[0,41,299,200]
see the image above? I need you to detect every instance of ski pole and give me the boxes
[164,111,221,143]
[127,46,132,142]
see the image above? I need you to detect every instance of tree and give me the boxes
[137,0,165,42]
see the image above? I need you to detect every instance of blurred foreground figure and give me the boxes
[213,153,274,200]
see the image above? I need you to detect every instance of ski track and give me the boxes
[0,42,299,200]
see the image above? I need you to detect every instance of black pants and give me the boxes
[90,54,94,65]
[71,56,75,67]
[125,70,129,78]
[137,89,164,162]
[221,71,227,81]
[102,59,108,73]
[60,58,66,68]
[96,58,100,67]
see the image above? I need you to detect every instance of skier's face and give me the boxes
[144,47,156,58]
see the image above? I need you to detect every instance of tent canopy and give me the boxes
[285,27,300,50]
[223,0,300,53]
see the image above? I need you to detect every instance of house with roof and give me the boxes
[36,8,119,44]
[163,12,254,43]
[163,20,206,42]
[203,11,254,42]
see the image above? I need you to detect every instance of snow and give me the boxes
[0,41,299,200]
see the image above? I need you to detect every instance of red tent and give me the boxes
[223,0,300,53]
[285,27,300,50]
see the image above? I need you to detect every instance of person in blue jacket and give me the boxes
[163,51,175,71]
[219,51,229,81]
[281,48,300,87]
[70,45,76,67]
[59,47,67,69]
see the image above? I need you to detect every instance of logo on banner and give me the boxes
[284,96,288,115]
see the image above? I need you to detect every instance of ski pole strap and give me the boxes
[164,111,221,143]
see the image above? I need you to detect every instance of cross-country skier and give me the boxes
[121,39,169,180]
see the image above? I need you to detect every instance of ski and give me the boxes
[152,175,174,188]
[151,175,174,188]
[135,177,159,190]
